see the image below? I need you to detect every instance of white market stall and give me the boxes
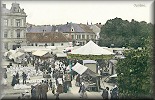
[72,62,88,75]
[69,40,114,74]
[21,46,51,53]
[72,62,100,91]
[9,51,25,63]
[4,50,16,59]
[83,60,98,73]
[32,50,49,57]
[70,40,114,55]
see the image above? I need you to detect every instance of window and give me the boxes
[91,35,93,39]
[16,29,20,38]
[79,35,81,39]
[71,28,74,32]
[4,30,8,38]
[4,42,8,50]
[77,35,81,39]
[82,35,85,39]
[61,43,63,46]
[35,43,38,46]
[71,35,74,39]
[87,35,89,39]
[16,19,20,27]
[13,7,16,11]
[4,19,8,26]
[11,31,13,38]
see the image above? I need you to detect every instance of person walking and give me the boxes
[102,87,110,100]
[42,81,48,99]
[16,72,20,84]
[11,75,17,86]
[78,82,87,98]
[31,85,36,99]
[111,85,118,99]
[49,80,53,90]
[22,72,27,84]
[35,83,39,99]
[38,82,42,99]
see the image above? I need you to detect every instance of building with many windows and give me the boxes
[1,3,27,52]
[27,22,97,46]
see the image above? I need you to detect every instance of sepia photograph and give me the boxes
[0,0,154,99]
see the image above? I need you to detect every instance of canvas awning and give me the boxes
[72,63,88,75]
[9,52,25,59]
[71,40,114,55]
[83,60,97,64]
[9,51,24,60]
[56,53,67,58]
[110,74,117,78]
[32,50,49,57]
[70,40,114,55]
[46,46,57,50]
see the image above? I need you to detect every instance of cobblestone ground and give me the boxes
[1,58,114,99]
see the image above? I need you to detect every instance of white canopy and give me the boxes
[70,40,114,55]
[21,46,51,52]
[110,74,117,78]
[72,63,88,75]
[46,46,57,50]
[32,50,49,57]
[9,52,25,59]
[56,53,67,57]
[83,60,97,64]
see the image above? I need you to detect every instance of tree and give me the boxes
[98,18,152,48]
[116,35,153,99]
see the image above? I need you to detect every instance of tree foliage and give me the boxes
[116,34,153,99]
[98,17,153,48]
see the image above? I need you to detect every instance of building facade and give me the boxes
[26,32,72,47]
[27,22,97,46]
[1,3,27,52]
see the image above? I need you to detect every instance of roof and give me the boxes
[78,24,94,33]
[27,25,53,33]
[72,63,88,75]
[56,53,67,57]
[1,7,10,14]
[95,24,103,28]
[70,40,114,55]
[27,23,95,34]
[26,32,72,43]
[32,50,49,57]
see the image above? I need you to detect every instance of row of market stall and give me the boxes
[3,40,126,92]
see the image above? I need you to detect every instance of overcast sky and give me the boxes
[2,1,154,25]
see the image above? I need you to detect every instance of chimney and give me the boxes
[2,4,6,8]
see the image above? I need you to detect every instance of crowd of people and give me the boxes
[101,85,118,100]
[4,51,119,99]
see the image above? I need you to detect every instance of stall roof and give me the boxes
[83,60,97,64]
[12,52,25,58]
[110,74,117,78]
[72,63,88,75]
[56,53,67,57]
[32,50,49,57]
[46,46,57,50]
[71,40,114,55]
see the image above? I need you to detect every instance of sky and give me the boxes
[2,1,154,25]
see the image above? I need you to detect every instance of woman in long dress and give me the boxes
[11,75,17,86]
